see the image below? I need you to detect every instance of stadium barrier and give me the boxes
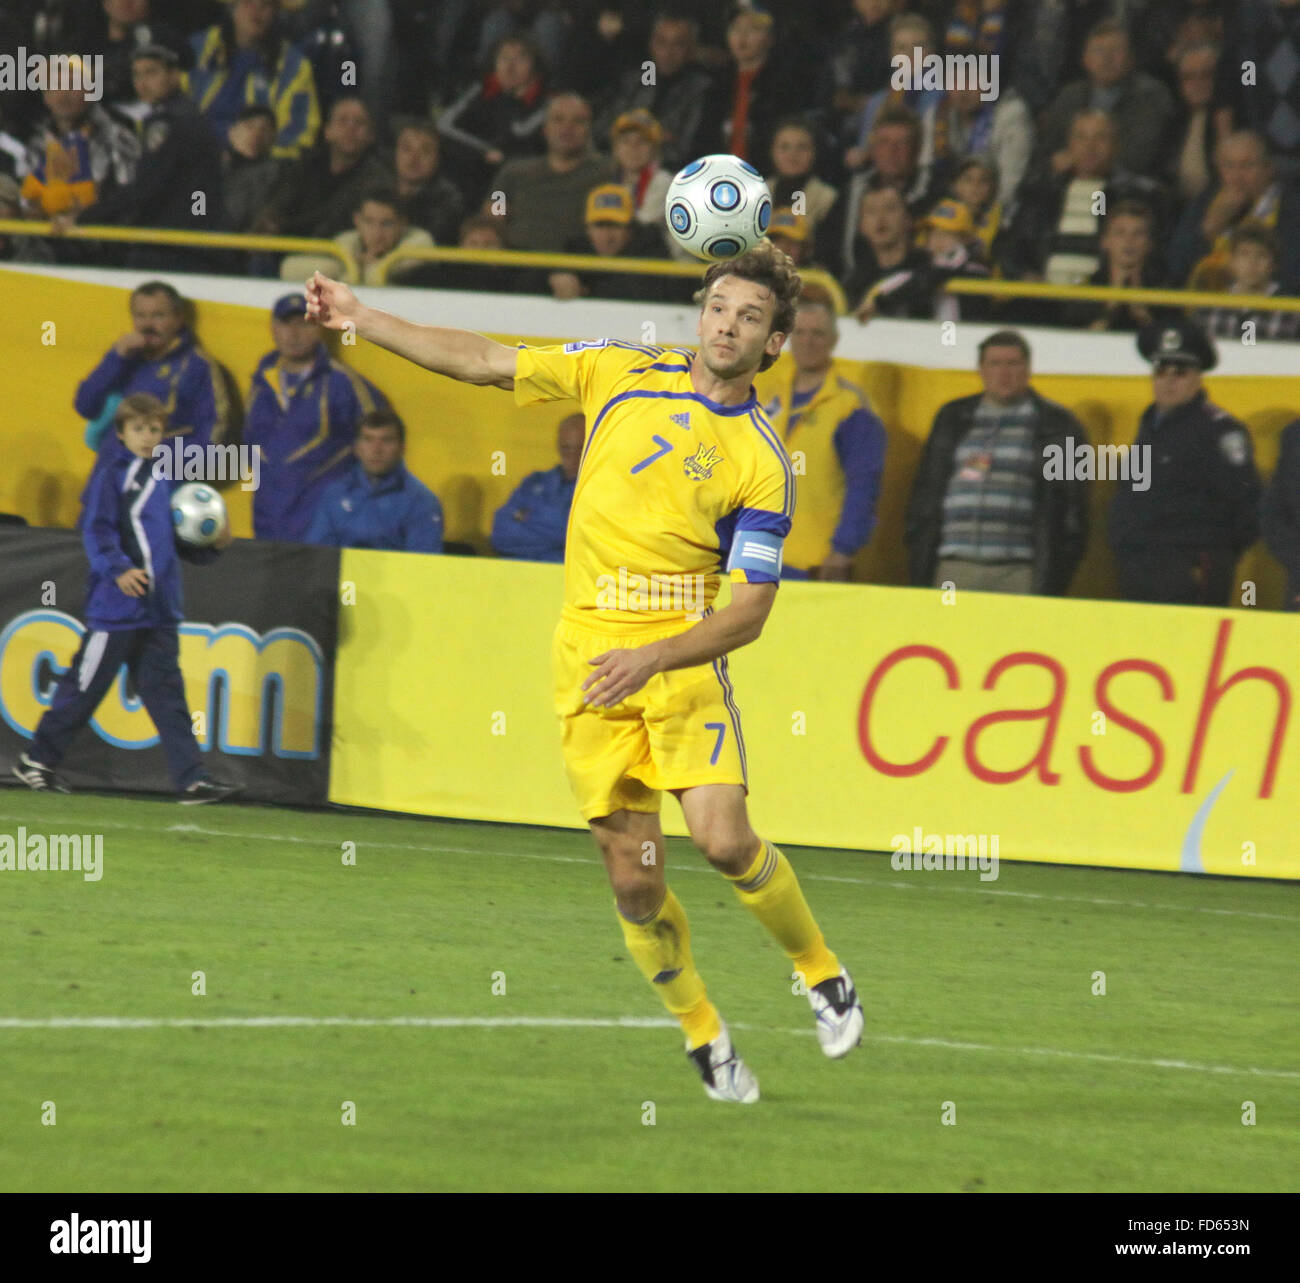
[0,528,338,804]
[4,265,1295,608]
[329,551,1298,880]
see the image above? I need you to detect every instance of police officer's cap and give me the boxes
[1137,319,1217,371]
[131,44,180,69]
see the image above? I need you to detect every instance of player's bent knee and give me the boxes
[695,831,759,877]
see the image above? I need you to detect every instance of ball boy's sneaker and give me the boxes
[12,753,69,793]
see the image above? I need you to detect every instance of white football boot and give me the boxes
[807,967,865,1058]
[686,1021,760,1103]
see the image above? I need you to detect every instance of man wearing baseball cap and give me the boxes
[547,182,672,303]
[242,291,390,542]
[1109,320,1262,605]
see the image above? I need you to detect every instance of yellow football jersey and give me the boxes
[513,340,795,628]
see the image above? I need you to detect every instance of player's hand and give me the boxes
[816,551,853,581]
[116,567,149,597]
[113,331,149,357]
[582,643,663,708]
[305,271,360,331]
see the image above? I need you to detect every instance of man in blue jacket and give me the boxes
[13,394,241,803]
[76,280,235,453]
[245,292,388,542]
[306,409,443,552]
[490,413,582,563]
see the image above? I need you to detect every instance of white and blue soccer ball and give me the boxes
[665,154,772,262]
[171,482,226,546]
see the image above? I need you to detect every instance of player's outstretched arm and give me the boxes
[304,272,516,389]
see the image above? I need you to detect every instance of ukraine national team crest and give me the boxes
[683,442,723,482]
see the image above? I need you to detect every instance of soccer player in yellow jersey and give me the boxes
[305,241,863,1103]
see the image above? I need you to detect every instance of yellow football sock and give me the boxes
[727,840,840,988]
[617,887,721,1049]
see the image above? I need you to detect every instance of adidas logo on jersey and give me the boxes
[668,411,691,430]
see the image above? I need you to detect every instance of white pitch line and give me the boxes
[0,809,1293,923]
[1,1014,1296,1082]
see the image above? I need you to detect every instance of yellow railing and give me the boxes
[376,243,851,313]
[941,275,1300,313]
[0,219,361,284]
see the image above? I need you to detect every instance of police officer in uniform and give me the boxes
[54,45,226,271]
[1109,321,1262,606]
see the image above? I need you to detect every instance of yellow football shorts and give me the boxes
[552,616,749,820]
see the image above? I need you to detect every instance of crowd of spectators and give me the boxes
[0,0,1298,329]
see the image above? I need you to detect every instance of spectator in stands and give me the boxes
[51,46,226,271]
[841,178,927,310]
[766,118,839,261]
[75,280,236,453]
[188,0,321,161]
[437,34,548,207]
[405,211,520,293]
[19,61,139,220]
[1158,40,1236,204]
[610,109,672,243]
[1035,18,1175,181]
[1236,0,1300,182]
[244,292,388,542]
[547,184,669,303]
[854,198,991,323]
[826,0,900,119]
[766,208,818,270]
[593,13,713,172]
[393,119,464,246]
[1168,131,1300,292]
[491,413,583,563]
[950,155,1003,267]
[0,173,54,263]
[1004,109,1164,287]
[254,94,391,239]
[1262,418,1300,609]
[842,13,946,181]
[222,104,283,233]
[932,82,1033,221]
[704,8,810,167]
[1134,0,1234,98]
[491,93,615,252]
[280,187,433,284]
[1110,320,1261,606]
[1197,222,1300,342]
[905,330,1089,595]
[761,294,886,580]
[70,0,191,110]
[307,409,443,553]
[1063,200,1172,333]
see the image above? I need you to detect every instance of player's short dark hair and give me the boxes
[354,186,407,219]
[695,239,802,373]
[358,409,405,445]
[114,392,167,434]
[978,330,1031,363]
[130,280,184,312]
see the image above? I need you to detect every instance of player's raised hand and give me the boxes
[305,272,360,331]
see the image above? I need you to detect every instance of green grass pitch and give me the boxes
[0,792,1296,1192]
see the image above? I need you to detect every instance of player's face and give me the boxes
[272,313,320,362]
[696,277,782,380]
[978,344,1030,404]
[790,306,836,373]
[396,129,438,184]
[355,426,402,477]
[1152,362,1201,409]
[118,415,164,459]
[131,292,182,354]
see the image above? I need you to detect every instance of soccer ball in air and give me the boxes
[171,482,226,546]
[665,154,772,261]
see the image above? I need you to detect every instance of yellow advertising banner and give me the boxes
[331,553,1298,879]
